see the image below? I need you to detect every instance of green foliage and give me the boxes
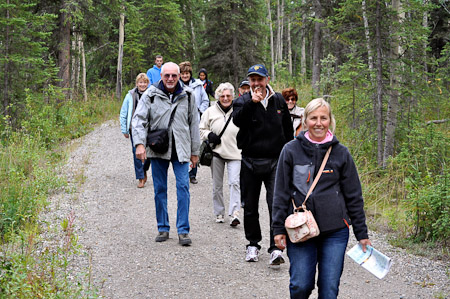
[0,88,119,297]
[0,0,58,122]
[199,0,267,86]
[0,88,121,237]
[0,214,98,298]
[393,124,449,242]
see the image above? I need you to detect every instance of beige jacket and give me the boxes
[199,102,241,161]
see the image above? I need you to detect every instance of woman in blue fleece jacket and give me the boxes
[272,98,371,299]
[119,73,151,188]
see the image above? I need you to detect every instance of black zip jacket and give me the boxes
[272,132,369,241]
[232,88,293,158]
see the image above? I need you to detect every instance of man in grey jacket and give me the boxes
[132,62,200,246]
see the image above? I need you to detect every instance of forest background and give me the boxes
[0,0,449,296]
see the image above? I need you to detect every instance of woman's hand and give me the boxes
[274,234,287,250]
[359,238,372,252]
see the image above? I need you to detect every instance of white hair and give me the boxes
[215,82,235,100]
[160,62,180,75]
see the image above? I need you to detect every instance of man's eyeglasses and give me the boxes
[163,74,178,79]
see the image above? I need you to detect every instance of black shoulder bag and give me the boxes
[199,115,233,166]
[146,102,178,154]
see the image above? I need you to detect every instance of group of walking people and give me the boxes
[119,56,371,298]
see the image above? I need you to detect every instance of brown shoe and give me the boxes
[137,179,145,188]
[143,172,147,184]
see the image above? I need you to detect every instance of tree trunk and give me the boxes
[375,0,384,166]
[266,0,275,80]
[422,0,428,78]
[231,2,239,87]
[3,0,10,115]
[275,0,280,64]
[301,0,307,77]
[116,11,125,100]
[279,0,284,63]
[362,0,374,71]
[312,0,323,96]
[383,0,403,166]
[288,19,292,75]
[81,38,88,102]
[57,2,71,99]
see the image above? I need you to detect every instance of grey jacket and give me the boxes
[131,84,200,163]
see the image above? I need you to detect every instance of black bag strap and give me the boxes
[218,114,233,138]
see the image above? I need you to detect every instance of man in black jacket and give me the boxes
[232,64,293,265]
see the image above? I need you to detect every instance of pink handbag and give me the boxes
[285,146,332,243]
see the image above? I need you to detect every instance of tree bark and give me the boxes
[3,0,10,115]
[266,0,275,80]
[57,1,71,99]
[301,0,307,77]
[383,0,403,166]
[279,0,284,63]
[275,0,280,64]
[288,19,292,75]
[116,10,125,100]
[231,2,239,87]
[81,38,88,102]
[375,0,384,166]
[362,0,374,71]
[312,0,323,96]
[422,0,429,78]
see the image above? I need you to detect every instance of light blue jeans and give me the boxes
[150,158,190,234]
[287,227,349,299]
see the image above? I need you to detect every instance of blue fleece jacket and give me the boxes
[146,65,161,86]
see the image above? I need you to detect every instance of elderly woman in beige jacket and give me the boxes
[200,82,242,226]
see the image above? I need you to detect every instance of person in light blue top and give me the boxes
[179,61,210,184]
[146,55,163,86]
[120,73,151,188]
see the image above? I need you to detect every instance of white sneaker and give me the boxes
[215,215,224,223]
[229,211,240,226]
[269,249,285,266]
[245,246,259,262]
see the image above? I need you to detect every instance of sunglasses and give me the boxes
[286,98,297,102]
[163,74,178,79]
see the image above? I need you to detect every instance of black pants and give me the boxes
[240,156,278,253]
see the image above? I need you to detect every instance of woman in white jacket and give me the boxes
[200,83,242,226]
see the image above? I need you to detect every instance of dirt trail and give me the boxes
[47,120,449,298]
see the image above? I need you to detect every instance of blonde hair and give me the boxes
[302,98,336,133]
[215,82,235,100]
[135,73,149,85]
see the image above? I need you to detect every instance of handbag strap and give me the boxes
[292,146,332,211]
[218,114,233,138]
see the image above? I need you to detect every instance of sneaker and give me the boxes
[178,234,192,246]
[229,212,240,227]
[245,246,259,262]
[190,177,198,184]
[215,215,224,223]
[155,231,169,242]
[269,249,285,266]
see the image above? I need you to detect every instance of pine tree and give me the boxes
[0,0,57,123]
[199,0,267,87]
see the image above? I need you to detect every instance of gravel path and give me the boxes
[44,120,449,299]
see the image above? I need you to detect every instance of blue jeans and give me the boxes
[150,157,190,234]
[189,164,197,178]
[287,227,349,299]
[130,135,150,179]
